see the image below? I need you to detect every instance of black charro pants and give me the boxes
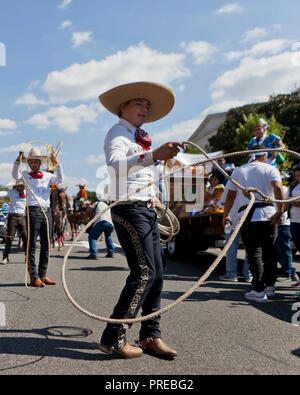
[101,204,164,349]
[27,207,52,280]
[241,221,278,292]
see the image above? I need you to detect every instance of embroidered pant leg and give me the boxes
[100,205,163,349]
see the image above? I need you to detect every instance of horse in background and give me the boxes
[66,196,96,240]
[50,186,68,250]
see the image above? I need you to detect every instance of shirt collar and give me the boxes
[119,118,137,135]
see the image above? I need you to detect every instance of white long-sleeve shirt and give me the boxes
[104,118,156,201]
[0,189,26,215]
[12,162,63,208]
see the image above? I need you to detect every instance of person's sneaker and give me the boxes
[292,273,300,282]
[218,274,238,282]
[2,257,7,265]
[243,276,253,283]
[105,254,114,258]
[245,290,268,303]
[265,286,276,298]
[85,255,98,260]
[276,274,292,282]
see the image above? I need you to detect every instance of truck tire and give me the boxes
[166,232,194,259]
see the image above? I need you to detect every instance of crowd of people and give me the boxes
[201,118,300,300]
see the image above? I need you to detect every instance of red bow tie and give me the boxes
[29,171,43,179]
[19,193,26,199]
[135,129,152,151]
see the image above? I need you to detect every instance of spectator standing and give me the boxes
[86,198,115,259]
[0,180,27,265]
[222,149,284,302]
[218,179,252,283]
[276,185,299,282]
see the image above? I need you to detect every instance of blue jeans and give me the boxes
[225,230,251,278]
[277,224,296,276]
[291,222,300,252]
[88,220,114,256]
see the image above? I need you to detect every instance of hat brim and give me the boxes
[99,81,175,123]
[7,179,25,187]
[21,155,48,164]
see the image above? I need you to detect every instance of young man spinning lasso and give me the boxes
[97,81,184,359]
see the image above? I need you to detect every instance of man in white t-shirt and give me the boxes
[223,149,284,302]
[86,198,115,259]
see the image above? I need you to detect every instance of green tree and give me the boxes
[0,185,9,207]
[209,91,300,166]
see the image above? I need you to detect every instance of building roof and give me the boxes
[189,112,227,146]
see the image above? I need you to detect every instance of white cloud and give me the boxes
[0,118,17,130]
[85,153,105,164]
[242,27,268,43]
[214,3,244,14]
[60,20,72,29]
[152,117,204,144]
[0,131,15,136]
[0,163,13,184]
[26,104,98,133]
[72,31,93,48]
[180,41,218,64]
[0,142,33,153]
[154,45,300,147]
[58,0,72,9]
[226,39,292,61]
[14,93,48,107]
[41,42,190,104]
[211,50,300,107]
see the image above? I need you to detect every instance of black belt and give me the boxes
[8,213,25,217]
[28,206,50,212]
[238,202,273,223]
[112,200,152,208]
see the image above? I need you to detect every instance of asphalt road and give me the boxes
[1,232,300,375]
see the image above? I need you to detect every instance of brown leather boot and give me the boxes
[42,277,56,285]
[141,337,177,358]
[94,342,143,359]
[30,278,45,287]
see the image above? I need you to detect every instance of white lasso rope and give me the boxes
[61,144,300,324]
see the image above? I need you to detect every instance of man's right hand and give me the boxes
[152,142,184,162]
[16,151,26,162]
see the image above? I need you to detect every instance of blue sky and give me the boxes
[0,0,300,195]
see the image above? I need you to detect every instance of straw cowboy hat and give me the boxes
[21,147,48,163]
[7,178,25,187]
[77,183,86,188]
[98,81,176,123]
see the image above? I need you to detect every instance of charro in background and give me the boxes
[12,147,63,287]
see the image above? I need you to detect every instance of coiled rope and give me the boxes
[61,144,300,324]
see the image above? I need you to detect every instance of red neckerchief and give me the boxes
[29,171,43,179]
[135,129,151,159]
[19,193,26,199]
[135,128,152,151]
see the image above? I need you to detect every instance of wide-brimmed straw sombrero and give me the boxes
[98,81,176,123]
